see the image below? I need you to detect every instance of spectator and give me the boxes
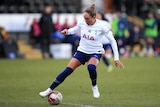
[0,26,18,59]
[61,17,70,30]
[0,26,9,58]
[127,25,144,57]
[113,12,130,57]
[144,11,158,57]
[54,15,62,31]
[71,16,78,27]
[0,27,4,57]
[29,18,41,48]
[52,15,64,43]
[111,13,119,38]
[39,4,55,58]
[62,17,80,54]
[0,26,9,40]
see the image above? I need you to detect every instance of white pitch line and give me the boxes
[0,99,95,107]
[63,102,95,107]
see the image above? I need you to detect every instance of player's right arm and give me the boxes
[61,20,81,35]
[61,29,68,35]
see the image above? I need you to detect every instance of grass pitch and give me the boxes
[0,57,160,107]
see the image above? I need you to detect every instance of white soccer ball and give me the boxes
[48,90,63,105]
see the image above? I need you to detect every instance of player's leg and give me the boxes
[102,54,110,66]
[87,56,100,98]
[103,44,113,72]
[39,58,81,97]
[49,58,81,89]
[105,49,113,72]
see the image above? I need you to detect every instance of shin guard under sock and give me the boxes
[50,67,73,90]
[87,64,97,86]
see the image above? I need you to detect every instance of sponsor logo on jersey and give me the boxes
[83,34,94,40]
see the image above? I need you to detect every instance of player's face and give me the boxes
[83,12,96,25]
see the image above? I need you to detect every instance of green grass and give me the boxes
[0,57,160,107]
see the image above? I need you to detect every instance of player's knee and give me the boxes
[87,64,96,72]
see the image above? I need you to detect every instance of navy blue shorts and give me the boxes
[103,44,112,50]
[73,51,102,65]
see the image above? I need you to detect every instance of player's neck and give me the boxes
[90,19,96,25]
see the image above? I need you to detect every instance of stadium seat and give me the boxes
[8,5,18,13]
[67,6,77,13]
[63,0,70,7]
[19,5,28,13]
[0,5,8,13]
[44,0,53,6]
[57,6,67,13]
[38,5,44,13]
[28,5,38,13]
[53,0,63,7]
[0,0,82,13]
[34,0,43,6]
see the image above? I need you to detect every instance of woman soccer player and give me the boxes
[96,11,114,72]
[39,4,124,99]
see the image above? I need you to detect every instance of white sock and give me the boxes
[105,54,112,59]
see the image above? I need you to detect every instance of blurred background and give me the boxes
[0,0,160,59]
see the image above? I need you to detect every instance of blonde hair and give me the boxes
[84,3,96,17]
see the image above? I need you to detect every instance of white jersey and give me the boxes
[100,20,111,44]
[68,19,119,60]
[101,36,110,44]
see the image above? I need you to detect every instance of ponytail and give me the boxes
[84,3,96,17]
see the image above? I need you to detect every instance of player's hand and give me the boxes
[114,60,124,68]
[61,29,68,35]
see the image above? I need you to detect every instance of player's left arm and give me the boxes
[104,30,124,68]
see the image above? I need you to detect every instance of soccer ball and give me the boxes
[48,90,63,105]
